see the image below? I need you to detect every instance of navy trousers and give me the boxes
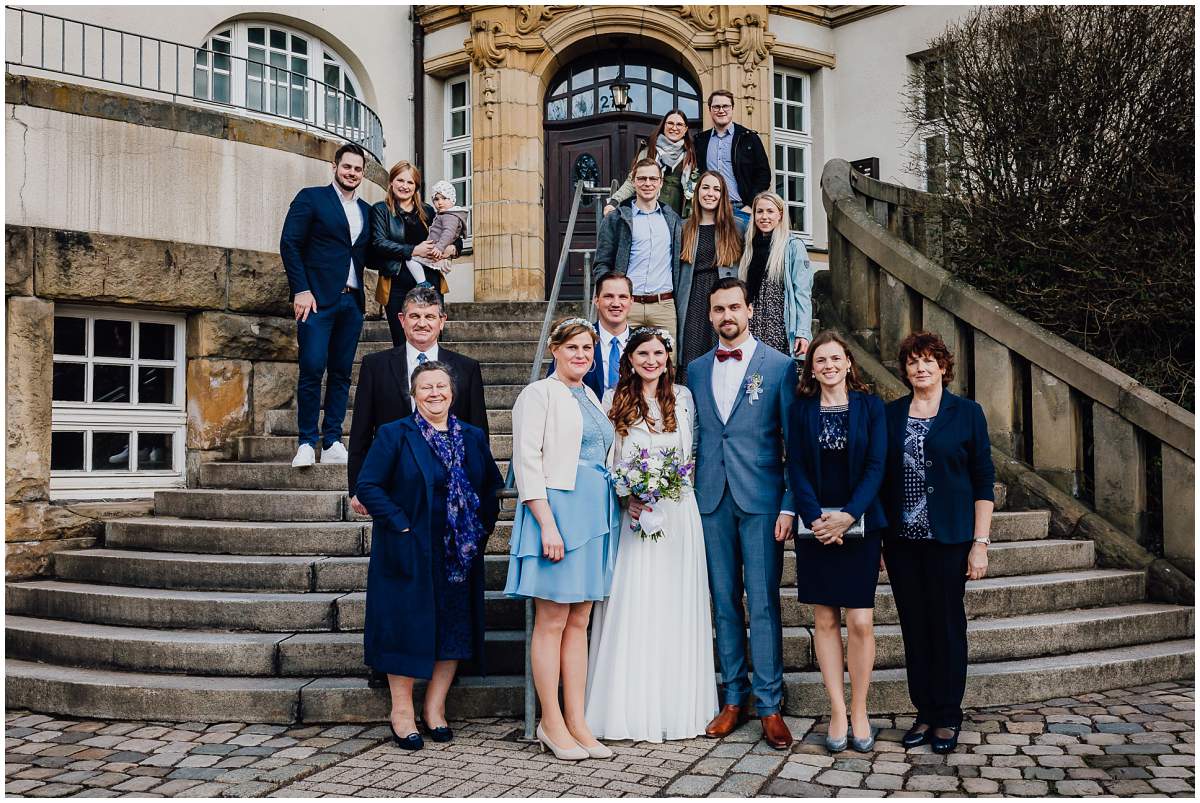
[296,290,363,447]
[701,485,785,716]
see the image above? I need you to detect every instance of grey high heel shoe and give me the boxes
[824,728,849,753]
[851,725,878,753]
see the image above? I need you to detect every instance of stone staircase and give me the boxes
[5,301,1194,723]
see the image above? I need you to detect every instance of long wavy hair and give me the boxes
[681,170,744,267]
[608,328,678,437]
[796,330,872,398]
[738,191,790,285]
[639,109,696,175]
[385,161,428,228]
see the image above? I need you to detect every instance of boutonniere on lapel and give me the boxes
[745,373,764,405]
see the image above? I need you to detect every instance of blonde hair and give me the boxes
[738,191,790,285]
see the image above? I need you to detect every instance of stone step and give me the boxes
[5,581,347,632]
[106,518,369,556]
[199,461,512,493]
[155,489,348,522]
[356,340,541,364]
[781,640,1195,716]
[361,320,548,343]
[341,383,526,411]
[780,568,1146,628]
[426,301,555,321]
[263,408,513,439]
[3,659,525,724]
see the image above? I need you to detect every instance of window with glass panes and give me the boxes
[194,28,232,104]
[772,68,812,236]
[443,75,472,243]
[50,309,186,498]
[544,54,701,122]
[919,56,957,193]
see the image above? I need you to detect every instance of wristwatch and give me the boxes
[973,535,991,546]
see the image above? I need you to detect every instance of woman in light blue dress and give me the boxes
[505,318,621,761]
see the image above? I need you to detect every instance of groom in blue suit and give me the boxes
[685,276,798,749]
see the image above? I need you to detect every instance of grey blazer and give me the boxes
[594,203,684,332]
[685,340,798,516]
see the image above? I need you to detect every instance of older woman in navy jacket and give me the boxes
[881,331,994,755]
[786,331,887,753]
[356,361,502,751]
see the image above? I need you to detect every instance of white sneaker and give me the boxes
[291,443,316,468]
[321,441,348,464]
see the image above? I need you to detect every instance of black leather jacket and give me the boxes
[368,201,463,277]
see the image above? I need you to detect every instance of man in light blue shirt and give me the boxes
[593,159,684,340]
[695,89,772,226]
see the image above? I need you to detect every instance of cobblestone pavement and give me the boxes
[7,682,1193,797]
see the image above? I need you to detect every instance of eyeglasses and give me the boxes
[634,175,662,183]
[709,104,733,111]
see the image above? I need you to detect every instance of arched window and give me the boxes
[545,53,701,122]
[195,22,367,145]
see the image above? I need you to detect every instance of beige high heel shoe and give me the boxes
[536,723,589,761]
[580,740,613,759]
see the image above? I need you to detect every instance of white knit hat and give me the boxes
[430,180,457,206]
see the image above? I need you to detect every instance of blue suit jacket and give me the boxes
[786,390,887,531]
[546,322,609,400]
[280,184,373,311]
[882,390,995,544]
[686,340,797,516]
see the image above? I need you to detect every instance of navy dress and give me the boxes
[794,405,883,609]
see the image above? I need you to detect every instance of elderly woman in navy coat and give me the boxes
[786,330,887,754]
[355,360,502,751]
[881,331,994,755]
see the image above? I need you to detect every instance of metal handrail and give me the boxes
[5,7,385,162]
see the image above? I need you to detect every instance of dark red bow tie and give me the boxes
[716,348,743,362]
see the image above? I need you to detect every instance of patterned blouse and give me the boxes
[900,416,935,540]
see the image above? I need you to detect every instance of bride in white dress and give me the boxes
[585,327,718,743]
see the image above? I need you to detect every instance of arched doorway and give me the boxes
[543,51,702,299]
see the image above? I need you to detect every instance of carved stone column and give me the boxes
[710,7,775,139]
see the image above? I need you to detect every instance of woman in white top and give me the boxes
[585,326,718,742]
[504,318,621,761]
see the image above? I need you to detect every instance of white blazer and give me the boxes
[511,377,611,503]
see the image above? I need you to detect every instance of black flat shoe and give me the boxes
[367,669,387,689]
[902,723,931,749]
[930,726,960,754]
[423,724,453,743]
[389,722,423,751]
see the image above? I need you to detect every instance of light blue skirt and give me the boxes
[504,461,621,603]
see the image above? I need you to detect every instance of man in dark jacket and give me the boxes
[593,159,684,340]
[280,143,373,469]
[694,89,772,225]
[347,286,487,513]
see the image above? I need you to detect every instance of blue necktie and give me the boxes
[607,337,620,389]
[417,352,428,365]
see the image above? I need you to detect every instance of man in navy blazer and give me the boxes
[280,143,374,468]
[547,272,632,398]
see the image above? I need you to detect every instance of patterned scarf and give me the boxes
[414,413,485,583]
[655,134,687,171]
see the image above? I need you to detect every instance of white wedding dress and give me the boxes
[585,385,718,742]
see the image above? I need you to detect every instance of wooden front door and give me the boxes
[544,117,657,299]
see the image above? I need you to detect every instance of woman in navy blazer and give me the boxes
[786,331,887,753]
[355,362,502,751]
[881,331,994,755]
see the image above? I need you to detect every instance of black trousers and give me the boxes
[883,537,972,729]
[385,272,445,348]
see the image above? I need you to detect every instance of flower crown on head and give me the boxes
[631,326,674,352]
[552,317,593,337]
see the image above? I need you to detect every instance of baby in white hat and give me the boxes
[407,179,469,294]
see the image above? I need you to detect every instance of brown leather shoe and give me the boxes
[760,713,793,750]
[704,704,750,738]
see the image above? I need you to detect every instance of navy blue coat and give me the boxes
[546,322,607,400]
[787,390,888,532]
[882,390,995,544]
[355,416,502,679]
[279,184,373,311]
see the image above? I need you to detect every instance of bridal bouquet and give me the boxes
[611,446,695,541]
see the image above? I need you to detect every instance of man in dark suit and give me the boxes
[280,143,374,469]
[548,272,632,399]
[348,285,487,513]
[694,89,772,226]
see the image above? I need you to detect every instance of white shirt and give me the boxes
[597,324,630,390]
[406,341,440,389]
[334,182,363,289]
[711,333,757,424]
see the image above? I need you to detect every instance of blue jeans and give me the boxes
[296,290,363,447]
[700,485,785,716]
[732,206,751,227]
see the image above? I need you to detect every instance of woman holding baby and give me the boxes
[369,161,466,346]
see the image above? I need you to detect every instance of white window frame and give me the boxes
[915,54,956,193]
[772,66,813,240]
[442,74,473,248]
[50,306,187,500]
[196,21,367,143]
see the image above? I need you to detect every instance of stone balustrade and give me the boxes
[820,158,1195,577]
